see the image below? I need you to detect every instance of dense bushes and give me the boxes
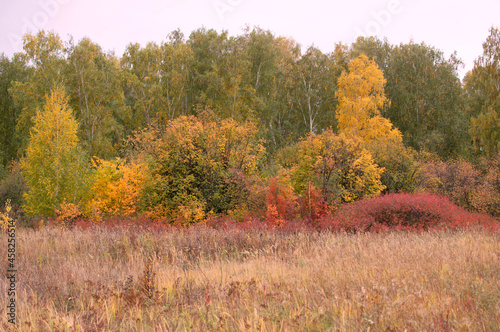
[129,115,265,223]
[290,130,385,204]
[320,193,497,232]
[417,155,500,217]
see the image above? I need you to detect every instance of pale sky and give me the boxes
[1,0,499,79]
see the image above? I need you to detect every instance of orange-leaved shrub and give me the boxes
[55,200,84,226]
[265,176,334,227]
[88,158,148,220]
[319,193,498,232]
[265,177,299,227]
[130,115,265,224]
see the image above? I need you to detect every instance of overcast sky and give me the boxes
[1,0,499,79]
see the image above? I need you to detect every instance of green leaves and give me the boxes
[290,46,338,134]
[121,34,193,130]
[384,41,466,157]
[65,37,129,158]
[466,27,500,156]
[0,54,29,165]
[9,31,66,155]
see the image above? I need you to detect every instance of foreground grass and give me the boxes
[0,224,499,331]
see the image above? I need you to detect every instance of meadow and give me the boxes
[0,223,499,331]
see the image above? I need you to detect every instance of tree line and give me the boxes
[0,26,499,223]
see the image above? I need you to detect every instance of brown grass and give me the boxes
[0,224,499,331]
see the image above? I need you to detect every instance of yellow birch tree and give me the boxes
[336,54,402,146]
[23,87,89,217]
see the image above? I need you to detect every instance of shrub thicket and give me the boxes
[318,193,498,232]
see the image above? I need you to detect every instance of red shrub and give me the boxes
[298,183,332,222]
[318,193,498,232]
[265,178,299,227]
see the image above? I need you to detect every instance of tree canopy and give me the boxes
[1,26,498,221]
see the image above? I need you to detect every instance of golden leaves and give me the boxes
[89,158,148,220]
[293,129,385,204]
[336,55,402,146]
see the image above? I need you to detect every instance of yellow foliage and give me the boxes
[0,199,13,232]
[176,200,206,225]
[336,55,402,146]
[22,86,86,217]
[88,158,148,220]
[55,200,82,226]
[138,114,265,222]
[293,129,385,204]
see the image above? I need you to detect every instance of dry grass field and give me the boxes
[0,224,499,331]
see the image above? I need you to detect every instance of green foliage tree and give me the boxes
[244,28,302,150]
[159,31,193,121]
[290,46,338,134]
[187,28,256,121]
[22,87,89,217]
[0,53,30,165]
[65,37,129,158]
[384,42,467,157]
[465,27,500,156]
[121,41,164,131]
[9,31,66,154]
[121,30,193,131]
[348,36,392,73]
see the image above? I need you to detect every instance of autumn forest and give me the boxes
[1,26,500,330]
[0,26,499,226]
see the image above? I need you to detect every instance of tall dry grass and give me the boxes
[0,224,499,331]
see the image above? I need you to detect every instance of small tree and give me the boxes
[22,87,89,217]
[336,55,417,193]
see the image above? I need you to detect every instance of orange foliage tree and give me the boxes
[88,158,148,220]
[335,54,402,147]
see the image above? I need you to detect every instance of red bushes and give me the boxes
[298,184,331,222]
[66,192,498,234]
[319,193,499,232]
[265,178,333,227]
[265,178,299,227]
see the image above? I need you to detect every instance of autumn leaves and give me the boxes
[21,54,402,224]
